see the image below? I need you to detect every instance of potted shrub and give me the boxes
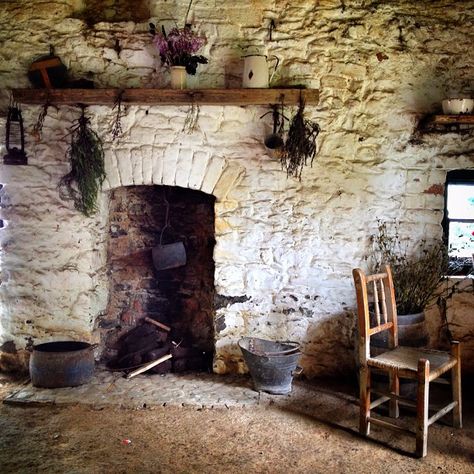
[370,220,448,347]
[362,220,448,396]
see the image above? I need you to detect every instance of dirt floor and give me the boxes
[0,374,473,474]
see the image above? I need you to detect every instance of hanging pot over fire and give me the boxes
[152,189,187,271]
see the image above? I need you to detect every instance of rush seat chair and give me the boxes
[352,264,462,457]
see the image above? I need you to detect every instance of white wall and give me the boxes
[0,0,473,375]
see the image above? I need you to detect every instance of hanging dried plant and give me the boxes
[110,90,125,140]
[32,101,50,142]
[182,102,200,134]
[280,98,320,180]
[59,107,106,217]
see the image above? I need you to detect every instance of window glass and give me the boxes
[445,177,474,275]
[447,184,474,220]
[448,221,474,258]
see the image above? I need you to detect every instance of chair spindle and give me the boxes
[379,279,388,324]
[372,280,381,326]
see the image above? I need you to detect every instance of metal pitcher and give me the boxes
[242,53,279,88]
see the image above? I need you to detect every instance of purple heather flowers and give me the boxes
[153,26,208,75]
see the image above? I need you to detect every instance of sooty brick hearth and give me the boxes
[97,185,216,373]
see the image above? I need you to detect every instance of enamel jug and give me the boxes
[242,53,279,88]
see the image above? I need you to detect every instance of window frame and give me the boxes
[442,169,474,275]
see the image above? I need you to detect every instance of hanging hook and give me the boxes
[160,188,171,245]
[268,19,276,41]
[298,89,305,109]
[279,95,286,134]
[8,90,16,108]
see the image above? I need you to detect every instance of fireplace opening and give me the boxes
[98,185,216,374]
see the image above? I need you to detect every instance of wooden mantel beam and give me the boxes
[12,88,319,106]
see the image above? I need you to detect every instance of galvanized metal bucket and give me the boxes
[238,337,302,395]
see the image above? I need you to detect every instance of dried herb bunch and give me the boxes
[371,220,448,315]
[59,108,106,217]
[182,102,200,134]
[32,101,50,142]
[280,98,320,180]
[110,91,125,141]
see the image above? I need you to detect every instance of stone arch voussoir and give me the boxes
[102,146,245,201]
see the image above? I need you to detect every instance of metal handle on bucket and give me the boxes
[292,366,303,376]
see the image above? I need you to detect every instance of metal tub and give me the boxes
[29,341,95,388]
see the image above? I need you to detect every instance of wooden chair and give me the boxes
[352,264,462,457]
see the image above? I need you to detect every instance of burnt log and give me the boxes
[170,346,212,373]
[117,323,167,356]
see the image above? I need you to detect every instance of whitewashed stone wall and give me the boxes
[0,0,473,376]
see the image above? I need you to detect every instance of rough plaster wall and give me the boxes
[0,0,473,376]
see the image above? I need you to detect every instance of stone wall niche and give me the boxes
[98,185,216,373]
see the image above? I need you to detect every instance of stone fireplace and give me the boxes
[99,184,216,372]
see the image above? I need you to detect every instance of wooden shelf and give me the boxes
[428,114,474,125]
[417,113,474,134]
[12,88,319,106]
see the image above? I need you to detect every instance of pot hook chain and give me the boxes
[159,188,172,245]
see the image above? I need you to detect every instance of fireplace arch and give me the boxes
[102,146,245,202]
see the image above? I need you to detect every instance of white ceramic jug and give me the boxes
[242,54,279,88]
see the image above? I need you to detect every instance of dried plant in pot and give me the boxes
[369,220,448,348]
[150,8,207,89]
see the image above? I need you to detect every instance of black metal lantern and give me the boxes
[4,105,28,165]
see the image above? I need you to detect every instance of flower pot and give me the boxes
[370,311,429,398]
[442,98,474,114]
[371,311,429,349]
[170,66,187,89]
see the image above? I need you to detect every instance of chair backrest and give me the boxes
[352,264,398,364]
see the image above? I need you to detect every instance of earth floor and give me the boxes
[0,372,473,474]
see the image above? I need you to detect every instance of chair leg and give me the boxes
[359,366,370,436]
[451,341,462,428]
[415,359,430,458]
[389,369,399,419]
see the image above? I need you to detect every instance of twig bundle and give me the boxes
[32,102,50,142]
[280,99,320,180]
[182,102,200,133]
[110,91,125,140]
